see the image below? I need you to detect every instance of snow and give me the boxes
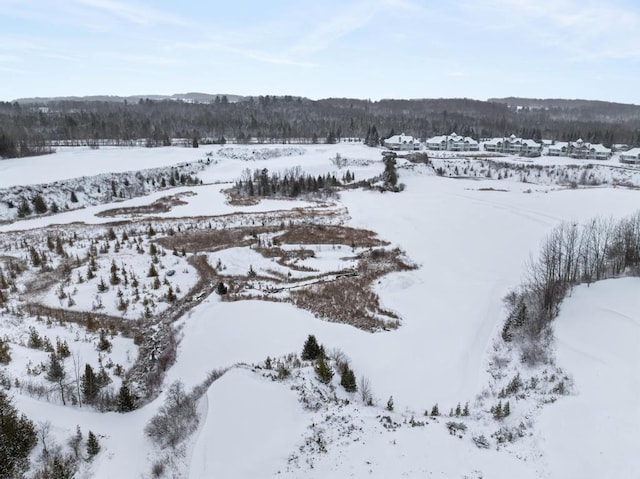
[0,146,205,188]
[1,143,640,478]
[188,368,306,479]
[536,278,640,478]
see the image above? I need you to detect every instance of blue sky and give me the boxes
[1,0,639,103]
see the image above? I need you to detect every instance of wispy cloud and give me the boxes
[75,0,190,26]
[289,0,417,55]
[465,0,640,60]
[175,41,315,67]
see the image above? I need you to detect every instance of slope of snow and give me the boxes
[536,278,640,478]
[188,368,306,479]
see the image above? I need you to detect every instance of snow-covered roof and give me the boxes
[589,144,611,153]
[484,138,503,146]
[426,136,447,144]
[521,139,541,148]
[385,133,416,144]
[621,147,640,157]
[549,142,568,150]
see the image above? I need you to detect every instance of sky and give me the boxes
[1,0,639,104]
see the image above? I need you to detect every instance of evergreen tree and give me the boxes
[430,403,440,416]
[32,194,48,214]
[340,365,357,393]
[382,156,398,188]
[45,352,67,405]
[17,198,31,217]
[117,383,135,412]
[86,431,100,458]
[301,334,321,360]
[81,364,99,405]
[216,281,228,295]
[386,396,394,411]
[0,336,10,364]
[0,391,38,478]
[314,355,334,385]
[70,191,78,203]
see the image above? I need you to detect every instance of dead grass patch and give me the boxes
[96,192,194,217]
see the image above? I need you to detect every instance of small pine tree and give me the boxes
[32,194,48,214]
[147,263,158,277]
[430,403,440,416]
[0,336,11,364]
[117,383,134,412]
[314,356,334,385]
[386,396,394,412]
[81,364,98,405]
[462,402,470,416]
[216,281,228,295]
[301,334,321,361]
[86,431,100,458]
[70,191,78,203]
[455,402,462,417]
[503,401,510,417]
[339,365,357,393]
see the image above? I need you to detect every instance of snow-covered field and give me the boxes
[1,143,638,478]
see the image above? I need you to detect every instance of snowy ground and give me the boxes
[536,278,640,479]
[1,143,638,478]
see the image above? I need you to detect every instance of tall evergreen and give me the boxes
[301,334,321,361]
[117,383,135,412]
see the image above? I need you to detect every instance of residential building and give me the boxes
[620,148,640,164]
[546,139,610,159]
[483,134,541,156]
[383,133,420,151]
[426,132,479,151]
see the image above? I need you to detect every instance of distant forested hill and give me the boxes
[2,95,640,158]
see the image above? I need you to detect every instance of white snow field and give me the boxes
[1,143,639,478]
[536,278,640,479]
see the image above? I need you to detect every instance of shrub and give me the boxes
[145,381,199,449]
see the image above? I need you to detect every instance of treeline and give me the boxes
[232,167,347,198]
[2,96,640,158]
[503,212,640,363]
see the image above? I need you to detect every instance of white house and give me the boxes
[547,139,611,159]
[547,142,569,156]
[384,133,420,151]
[587,144,612,160]
[483,134,541,156]
[620,147,640,164]
[483,137,504,152]
[426,132,479,151]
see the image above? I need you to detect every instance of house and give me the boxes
[426,132,479,151]
[620,148,640,164]
[587,144,612,160]
[547,142,569,156]
[425,135,448,150]
[546,139,611,159]
[613,144,630,152]
[483,138,504,152]
[384,133,420,151]
[483,134,541,156]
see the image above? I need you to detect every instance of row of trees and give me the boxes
[233,167,343,199]
[3,96,640,157]
[503,212,640,363]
